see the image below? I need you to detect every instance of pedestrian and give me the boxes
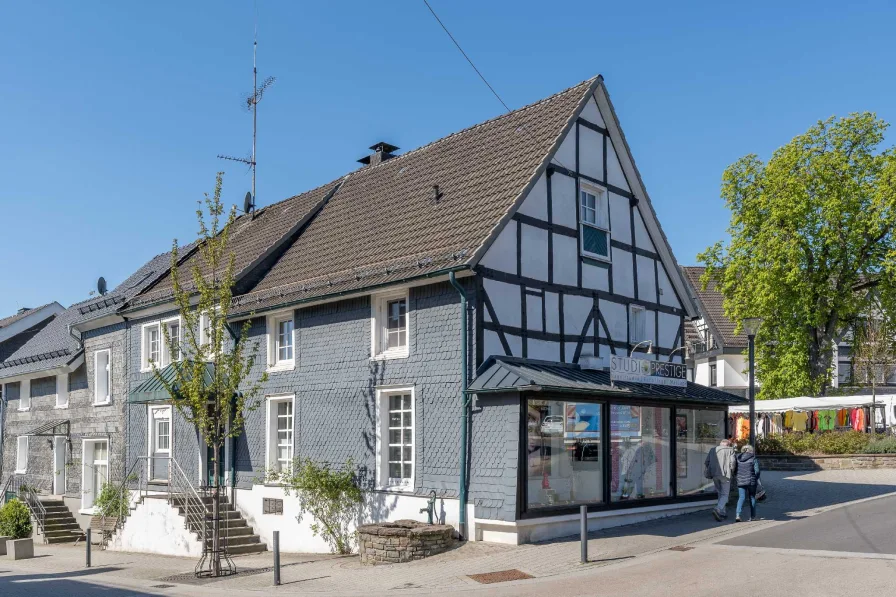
[704,438,735,522]
[733,444,760,522]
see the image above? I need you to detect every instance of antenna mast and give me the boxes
[218,5,275,217]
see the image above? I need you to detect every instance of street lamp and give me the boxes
[629,340,653,357]
[742,317,763,447]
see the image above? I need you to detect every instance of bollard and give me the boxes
[86,528,92,568]
[580,505,588,564]
[273,530,280,586]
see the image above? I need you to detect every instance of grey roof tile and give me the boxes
[682,266,746,348]
[0,303,54,330]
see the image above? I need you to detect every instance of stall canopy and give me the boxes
[728,394,896,413]
[470,356,747,406]
[129,362,216,403]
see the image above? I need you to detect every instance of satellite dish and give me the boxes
[243,191,254,214]
[97,276,107,296]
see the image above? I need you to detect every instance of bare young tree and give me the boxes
[852,311,896,431]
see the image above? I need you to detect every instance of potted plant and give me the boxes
[0,498,34,559]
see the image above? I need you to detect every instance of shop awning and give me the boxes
[469,356,747,406]
[128,362,216,403]
[728,394,896,413]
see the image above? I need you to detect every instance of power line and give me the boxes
[422,0,511,113]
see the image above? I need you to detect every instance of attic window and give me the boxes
[579,183,610,261]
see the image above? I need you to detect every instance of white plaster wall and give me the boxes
[480,224,517,274]
[633,210,655,252]
[602,300,628,345]
[109,497,203,557]
[608,194,631,244]
[658,312,681,349]
[552,234,579,287]
[606,139,629,191]
[611,248,635,297]
[657,267,680,308]
[563,295,592,338]
[234,486,464,554]
[551,174,577,229]
[484,279,520,328]
[545,292,560,334]
[580,97,605,127]
[552,130,577,171]
[636,255,657,300]
[721,355,748,387]
[517,174,548,220]
[582,263,610,292]
[579,126,604,181]
[505,333,522,356]
[528,339,560,362]
[694,360,711,386]
[526,292,544,332]
[520,224,549,281]
[483,329,505,359]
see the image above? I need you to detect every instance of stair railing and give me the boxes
[18,476,48,540]
[1,474,16,506]
[168,457,208,549]
[114,456,150,528]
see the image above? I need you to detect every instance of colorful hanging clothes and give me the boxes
[792,411,809,432]
[784,411,795,429]
[852,408,866,432]
[837,409,849,427]
[771,413,783,434]
[737,417,750,441]
[818,410,836,431]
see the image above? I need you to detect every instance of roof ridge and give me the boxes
[351,76,601,177]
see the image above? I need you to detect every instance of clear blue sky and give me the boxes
[2,1,895,315]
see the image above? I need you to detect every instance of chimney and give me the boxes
[357,141,399,166]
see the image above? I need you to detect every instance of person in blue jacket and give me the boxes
[733,444,760,522]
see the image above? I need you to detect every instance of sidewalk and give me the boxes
[1,469,894,596]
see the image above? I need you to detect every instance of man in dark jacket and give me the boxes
[733,444,760,522]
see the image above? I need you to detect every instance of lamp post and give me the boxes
[629,340,653,358]
[742,317,763,447]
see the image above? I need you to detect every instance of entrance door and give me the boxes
[150,406,171,481]
[53,436,66,495]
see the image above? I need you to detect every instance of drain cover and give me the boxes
[668,546,695,552]
[468,569,534,584]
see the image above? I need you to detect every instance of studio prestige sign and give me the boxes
[610,356,687,388]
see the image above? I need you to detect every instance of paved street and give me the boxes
[0,469,894,596]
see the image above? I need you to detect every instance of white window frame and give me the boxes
[266,312,295,372]
[141,322,161,372]
[265,394,295,480]
[371,289,410,360]
[80,438,109,513]
[16,435,28,473]
[147,405,173,482]
[161,316,183,366]
[18,379,31,411]
[94,349,112,405]
[629,304,647,344]
[55,373,69,409]
[579,181,611,262]
[375,386,415,491]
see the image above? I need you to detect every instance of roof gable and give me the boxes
[682,266,746,349]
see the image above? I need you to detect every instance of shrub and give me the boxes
[0,499,33,539]
[864,437,896,454]
[94,480,132,518]
[757,431,879,455]
[269,458,363,554]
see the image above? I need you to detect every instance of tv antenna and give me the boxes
[218,7,275,218]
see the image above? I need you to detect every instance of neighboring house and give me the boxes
[0,252,173,538]
[681,266,895,397]
[115,75,744,553]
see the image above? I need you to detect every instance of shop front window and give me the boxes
[675,408,725,496]
[526,399,602,509]
[610,405,671,502]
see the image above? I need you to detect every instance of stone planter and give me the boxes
[6,538,34,560]
[358,519,455,565]
[0,537,9,556]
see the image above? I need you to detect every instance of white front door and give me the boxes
[149,406,171,481]
[53,436,66,495]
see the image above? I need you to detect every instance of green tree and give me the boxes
[153,172,267,576]
[700,113,896,398]
[852,309,896,429]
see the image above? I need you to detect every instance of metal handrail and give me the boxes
[20,479,48,539]
[114,456,150,527]
[0,474,14,506]
[167,457,208,547]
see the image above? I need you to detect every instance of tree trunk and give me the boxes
[809,333,835,395]
[212,443,221,577]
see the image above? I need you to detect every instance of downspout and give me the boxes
[448,271,469,539]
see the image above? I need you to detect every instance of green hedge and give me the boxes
[756,431,889,455]
[0,499,33,539]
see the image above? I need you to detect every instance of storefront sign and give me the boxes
[610,356,687,388]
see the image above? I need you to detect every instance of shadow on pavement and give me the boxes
[536,471,896,546]
[0,569,149,597]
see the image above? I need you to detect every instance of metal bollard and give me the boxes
[86,528,92,568]
[580,505,588,564]
[273,530,280,586]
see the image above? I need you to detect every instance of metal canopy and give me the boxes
[469,356,747,406]
[128,361,216,404]
[22,419,70,438]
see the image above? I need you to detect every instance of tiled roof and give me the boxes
[469,356,747,405]
[682,266,746,349]
[232,77,597,313]
[129,180,342,309]
[0,251,175,378]
[0,303,54,329]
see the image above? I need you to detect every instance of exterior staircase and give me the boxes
[173,493,266,555]
[39,498,83,544]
